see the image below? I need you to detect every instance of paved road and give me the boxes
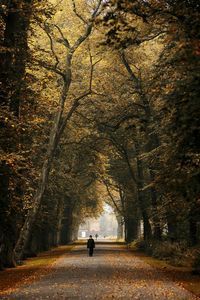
[0,244,197,299]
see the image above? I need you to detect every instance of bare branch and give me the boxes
[71,0,87,24]
[58,44,103,135]
[54,24,71,48]
[102,179,123,215]
[99,113,147,132]
[87,44,103,92]
[41,23,60,69]
[88,45,93,92]
[136,31,167,44]
[71,0,102,52]
[92,0,103,18]
[119,50,140,90]
[33,58,65,78]
[57,91,91,138]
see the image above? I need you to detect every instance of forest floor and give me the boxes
[0,243,199,299]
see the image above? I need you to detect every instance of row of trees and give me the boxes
[93,0,200,245]
[0,0,104,268]
[0,0,199,268]
[0,0,36,268]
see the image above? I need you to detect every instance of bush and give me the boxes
[192,251,200,274]
[151,241,186,266]
[129,238,146,251]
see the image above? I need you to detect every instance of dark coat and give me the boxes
[87,238,95,249]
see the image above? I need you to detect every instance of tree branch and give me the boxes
[119,50,140,90]
[98,113,147,132]
[33,58,65,78]
[71,0,102,52]
[54,24,71,48]
[71,0,87,24]
[41,22,60,70]
[103,180,123,215]
[135,31,167,45]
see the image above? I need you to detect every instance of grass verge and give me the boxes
[134,251,200,298]
[0,245,73,295]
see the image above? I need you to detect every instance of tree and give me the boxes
[14,0,103,260]
[0,0,34,268]
[101,0,200,245]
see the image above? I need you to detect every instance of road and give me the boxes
[0,243,197,299]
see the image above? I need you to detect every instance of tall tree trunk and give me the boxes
[189,219,197,246]
[0,0,33,268]
[135,140,152,242]
[124,217,128,242]
[55,201,64,245]
[142,210,152,243]
[116,215,124,240]
[189,206,198,246]
[167,217,178,242]
[126,217,139,242]
[0,0,32,115]
[149,170,162,240]
[0,162,17,267]
[60,203,73,245]
[122,145,152,242]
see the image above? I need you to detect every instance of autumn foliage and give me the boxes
[0,0,199,271]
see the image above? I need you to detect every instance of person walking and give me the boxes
[87,235,95,256]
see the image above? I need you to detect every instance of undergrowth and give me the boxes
[129,239,200,269]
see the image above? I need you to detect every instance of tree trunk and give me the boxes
[60,217,72,245]
[0,0,33,268]
[149,170,162,240]
[126,217,139,242]
[2,239,16,268]
[0,0,32,115]
[135,140,152,242]
[55,203,64,246]
[189,219,197,246]
[0,162,17,267]
[142,210,152,243]
[116,215,124,240]
[167,219,177,242]
[14,156,56,260]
